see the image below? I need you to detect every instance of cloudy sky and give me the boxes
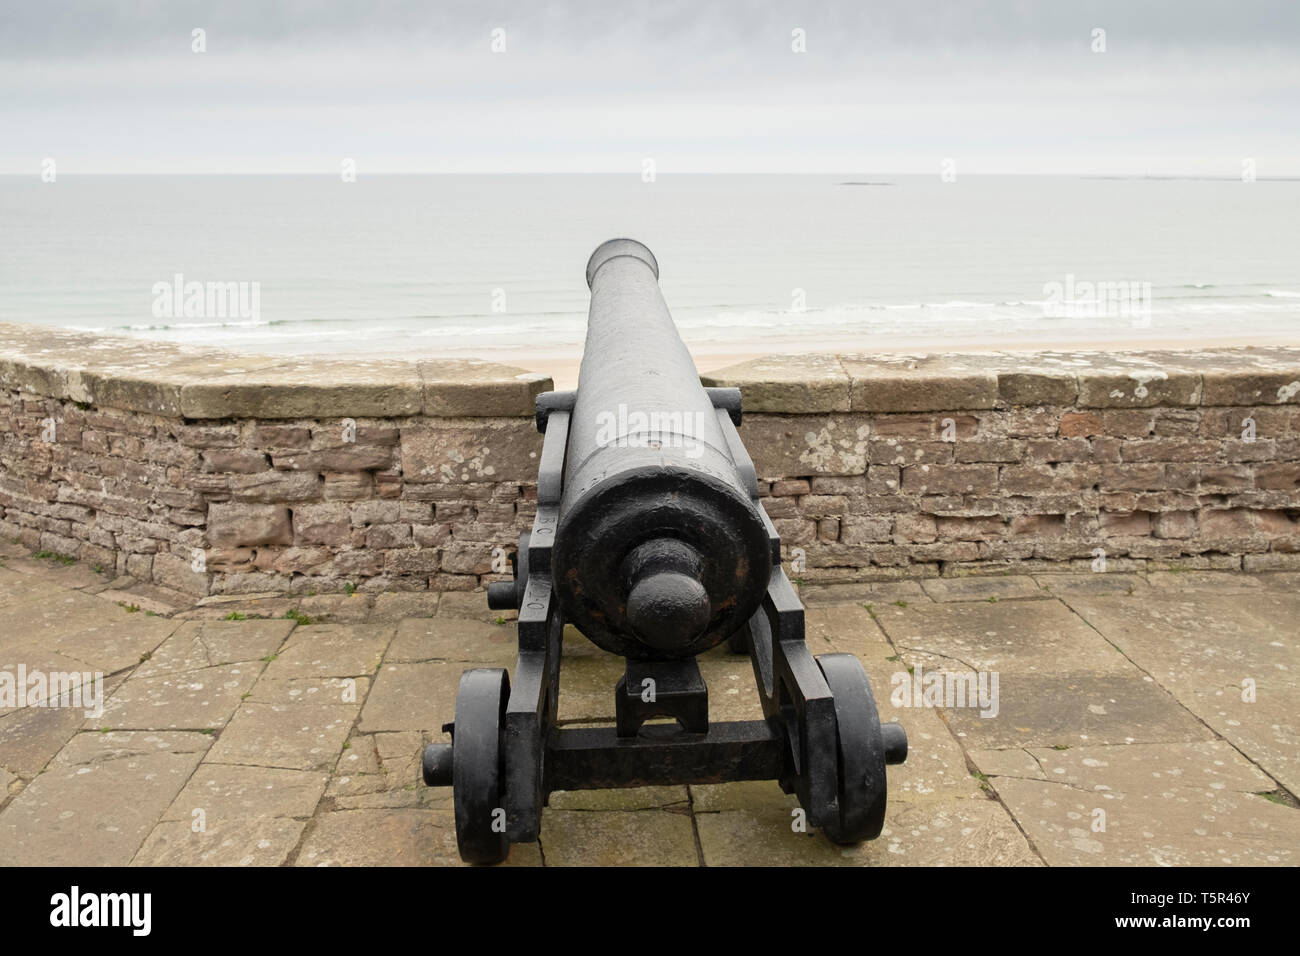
[2,0,1297,175]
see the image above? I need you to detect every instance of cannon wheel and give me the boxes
[452,668,511,864]
[816,653,888,844]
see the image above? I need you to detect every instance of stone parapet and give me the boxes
[1,321,1297,596]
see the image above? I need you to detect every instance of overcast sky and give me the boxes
[2,0,1297,175]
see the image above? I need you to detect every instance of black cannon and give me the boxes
[421,238,907,863]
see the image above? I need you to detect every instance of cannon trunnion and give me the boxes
[421,239,907,863]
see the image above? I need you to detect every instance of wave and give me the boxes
[57,286,1300,345]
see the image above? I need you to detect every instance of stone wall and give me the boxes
[707,350,1300,580]
[1,322,1297,600]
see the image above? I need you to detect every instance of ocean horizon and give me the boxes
[3,173,1297,360]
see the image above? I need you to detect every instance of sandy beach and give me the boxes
[419,331,1300,389]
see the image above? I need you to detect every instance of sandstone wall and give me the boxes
[1,323,1297,598]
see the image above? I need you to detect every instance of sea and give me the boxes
[1,174,1297,359]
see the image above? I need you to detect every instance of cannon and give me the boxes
[420,238,907,863]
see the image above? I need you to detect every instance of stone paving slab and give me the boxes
[802,603,892,655]
[90,662,264,731]
[0,642,111,708]
[1255,571,1300,591]
[263,623,393,679]
[941,673,1214,750]
[3,585,178,674]
[371,592,443,623]
[0,556,1296,867]
[136,619,295,678]
[176,597,300,621]
[326,731,432,812]
[1066,592,1300,794]
[554,653,625,723]
[798,580,929,607]
[696,656,766,722]
[695,796,1042,866]
[360,661,461,733]
[436,590,518,625]
[920,575,1051,603]
[0,558,114,592]
[1030,572,1148,596]
[1146,571,1265,592]
[247,675,369,707]
[205,701,357,772]
[94,587,184,617]
[871,704,985,800]
[982,740,1299,866]
[539,808,698,866]
[0,730,211,865]
[293,808,542,867]
[133,765,328,866]
[690,779,799,813]
[0,673,127,776]
[871,598,1134,676]
[387,616,516,664]
[0,567,68,608]
[136,815,310,867]
[995,779,1294,866]
[971,739,1275,790]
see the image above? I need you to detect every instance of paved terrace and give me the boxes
[0,539,1296,867]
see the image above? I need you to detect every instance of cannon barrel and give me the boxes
[551,239,772,660]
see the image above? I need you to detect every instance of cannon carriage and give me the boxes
[420,238,906,863]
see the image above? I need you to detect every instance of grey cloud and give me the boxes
[3,1,1298,57]
[2,0,1297,174]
